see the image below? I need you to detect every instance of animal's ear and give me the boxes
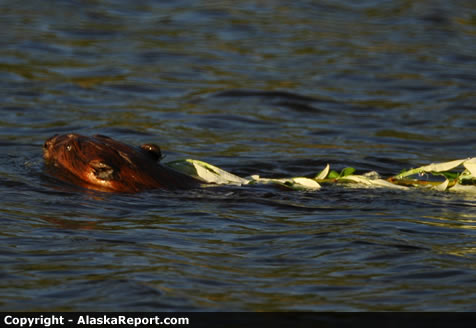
[140,143,163,162]
[89,159,117,181]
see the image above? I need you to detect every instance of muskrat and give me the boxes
[43,133,201,193]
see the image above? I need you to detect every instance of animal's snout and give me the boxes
[43,134,59,150]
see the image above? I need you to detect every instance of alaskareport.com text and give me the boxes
[4,315,190,327]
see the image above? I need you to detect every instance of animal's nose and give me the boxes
[43,134,59,149]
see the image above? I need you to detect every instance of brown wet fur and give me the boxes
[43,134,200,193]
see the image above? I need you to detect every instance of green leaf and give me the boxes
[436,171,460,180]
[314,164,330,180]
[429,179,449,191]
[250,175,321,191]
[328,170,340,179]
[340,167,356,177]
[450,183,476,193]
[339,175,408,190]
[165,159,249,185]
[463,158,476,176]
[393,159,468,179]
[291,177,321,190]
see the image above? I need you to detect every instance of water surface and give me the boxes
[1,0,476,311]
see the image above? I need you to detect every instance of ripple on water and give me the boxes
[1,0,476,311]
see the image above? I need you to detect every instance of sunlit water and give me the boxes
[1,0,476,311]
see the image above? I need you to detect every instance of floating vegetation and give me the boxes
[165,158,476,193]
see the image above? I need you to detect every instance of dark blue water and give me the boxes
[1,0,476,311]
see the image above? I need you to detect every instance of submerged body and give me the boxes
[43,134,200,192]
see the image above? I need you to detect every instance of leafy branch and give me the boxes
[165,158,476,193]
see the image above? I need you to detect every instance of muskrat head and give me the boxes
[43,133,164,192]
